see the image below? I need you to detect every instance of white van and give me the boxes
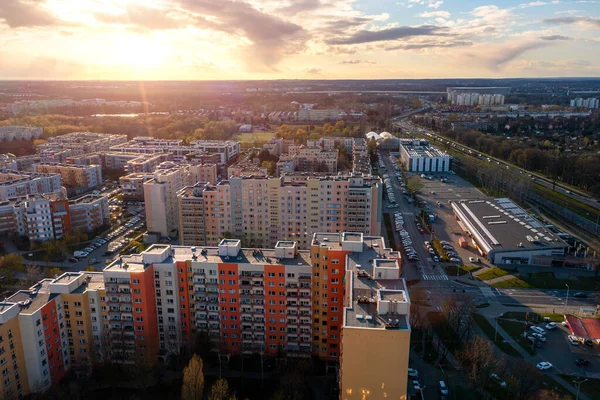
[439,381,449,395]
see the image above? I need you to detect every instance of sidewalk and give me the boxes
[486,274,517,285]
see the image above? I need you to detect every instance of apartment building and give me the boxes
[0,302,29,400]
[276,147,338,176]
[144,163,190,237]
[119,173,153,201]
[37,132,128,156]
[177,175,382,248]
[189,140,240,164]
[0,155,41,172]
[0,233,408,398]
[227,156,268,179]
[338,235,410,399]
[32,164,102,190]
[297,108,340,122]
[0,170,63,201]
[111,137,239,165]
[0,126,43,142]
[68,195,110,233]
[65,153,103,167]
[189,163,218,185]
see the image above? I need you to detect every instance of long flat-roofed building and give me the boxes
[36,132,128,156]
[32,163,102,190]
[0,170,62,201]
[399,139,450,172]
[452,198,568,265]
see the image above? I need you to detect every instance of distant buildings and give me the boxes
[3,98,149,114]
[448,92,505,106]
[297,108,341,121]
[570,97,599,109]
[0,126,43,141]
[399,139,451,172]
[36,132,128,156]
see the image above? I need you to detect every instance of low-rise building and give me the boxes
[452,198,568,265]
[399,139,450,172]
[37,132,128,156]
[0,126,43,141]
[276,147,338,176]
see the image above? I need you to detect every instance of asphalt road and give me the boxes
[380,152,448,282]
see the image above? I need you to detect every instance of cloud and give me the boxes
[484,42,551,70]
[539,34,572,40]
[418,11,450,18]
[543,16,600,28]
[338,59,376,64]
[385,40,473,51]
[277,0,325,15]
[428,1,443,9]
[326,25,449,45]
[0,0,62,28]
[305,67,322,74]
[94,4,197,30]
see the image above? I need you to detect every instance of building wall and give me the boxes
[340,327,410,400]
[0,316,29,400]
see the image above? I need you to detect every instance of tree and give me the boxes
[506,359,542,400]
[181,354,205,400]
[406,176,424,194]
[0,254,24,272]
[208,378,236,400]
[48,267,62,278]
[21,265,44,286]
[457,336,505,390]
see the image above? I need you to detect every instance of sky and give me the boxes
[0,0,599,80]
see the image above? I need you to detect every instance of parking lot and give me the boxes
[409,172,495,270]
[532,322,600,377]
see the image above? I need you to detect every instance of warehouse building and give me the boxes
[452,198,568,265]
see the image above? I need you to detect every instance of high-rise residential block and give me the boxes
[177,174,382,248]
[144,162,190,237]
[32,164,102,190]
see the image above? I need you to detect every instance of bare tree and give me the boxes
[457,336,506,391]
[21,265,44,286]
[181,354,205,400]
[506,359,542,400]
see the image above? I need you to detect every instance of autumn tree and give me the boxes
[181,354,205,400]
[406,176,424,194]
[506,359,542,400]
[208,378,236,400]
[457,336,505,391]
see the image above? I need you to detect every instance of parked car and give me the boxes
[536,362,553,371]
[490,373,507,388]
[573,292,588,298]
[530,326,545,335]
[439,381,449,396]
[545,322,557,330]
[469,257,476,262]
[575,358,590,366]
[408,368,419,378]
[568,335,579,345]
[532,333,546,342]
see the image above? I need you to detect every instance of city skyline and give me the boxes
[0,0,599,80]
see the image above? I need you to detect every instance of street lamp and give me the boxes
[565,284,570,312]
[574,377,588,400]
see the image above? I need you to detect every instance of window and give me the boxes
[132,279,140,284]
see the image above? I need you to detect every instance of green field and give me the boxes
[476,268,511,281]
[232,131,275,143]
[473,314,522,358]
[493,271,600,291]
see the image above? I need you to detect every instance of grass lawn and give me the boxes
[497,319,536,355]
[493,272,600,291]
[444,265,481,276]
[232,131,275,143]
[476,268,511,281]
[473,314,522,358]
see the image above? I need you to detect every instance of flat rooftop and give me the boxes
[400,140,449,158]
[342,232,363,242]
[452,198,568,252]
[6,280,56,314]
[343,241,410,330]
[53,272,81,284]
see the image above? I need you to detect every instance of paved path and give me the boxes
[482,311,591,400]
[486,274,517,285]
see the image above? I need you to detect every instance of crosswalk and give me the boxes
[422,274,449,281]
